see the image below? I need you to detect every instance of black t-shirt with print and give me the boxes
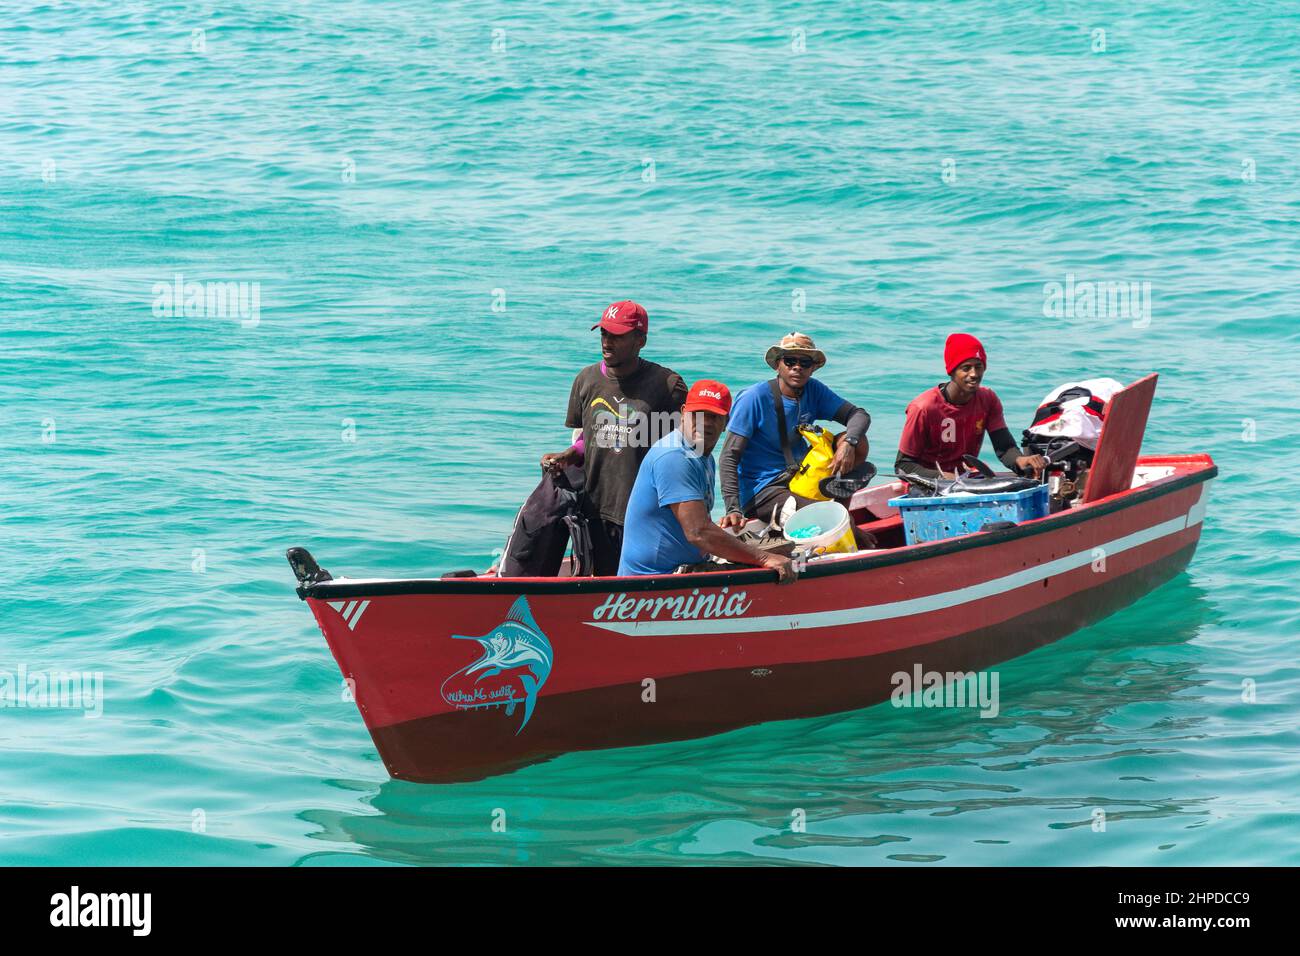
[565,359,688,525]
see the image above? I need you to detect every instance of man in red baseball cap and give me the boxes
[896,333,1046,481]
[618,380,796,582]
[540,300,688,575]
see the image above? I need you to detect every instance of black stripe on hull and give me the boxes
[370,541,1199,783]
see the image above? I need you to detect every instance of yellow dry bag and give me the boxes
[788,426,836,501]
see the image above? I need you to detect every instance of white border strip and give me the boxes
[587,495,1204,637]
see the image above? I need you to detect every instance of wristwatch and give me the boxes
[842,435,860,447]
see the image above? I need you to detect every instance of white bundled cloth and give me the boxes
[1026,378,1125,450]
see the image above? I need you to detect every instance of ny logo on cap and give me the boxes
[605,305,619,322]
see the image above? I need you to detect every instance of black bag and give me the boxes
[500,465,593,577]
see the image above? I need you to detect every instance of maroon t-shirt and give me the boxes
[897,385,1008,473]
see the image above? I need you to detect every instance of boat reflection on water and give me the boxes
[293,576,1216,867]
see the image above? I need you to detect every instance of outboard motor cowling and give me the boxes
[1022,378,1124,506]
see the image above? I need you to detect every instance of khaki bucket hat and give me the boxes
[764,332,827,370]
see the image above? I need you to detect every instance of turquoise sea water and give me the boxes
[3,0,1299,866]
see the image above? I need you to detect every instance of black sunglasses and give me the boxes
[781,354,815,369]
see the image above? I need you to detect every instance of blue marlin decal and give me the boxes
[439,596,553,734]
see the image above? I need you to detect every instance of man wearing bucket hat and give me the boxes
[895,332,1046,481]
[541,300,689,576]
[718,333,872,527]
[619,380,797,582]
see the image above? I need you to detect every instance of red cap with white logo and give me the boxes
[591,300,649,335]
[683,379,732,416]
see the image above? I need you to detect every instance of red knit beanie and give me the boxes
[944,333,987,375]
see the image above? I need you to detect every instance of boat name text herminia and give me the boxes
[591,588,753,623]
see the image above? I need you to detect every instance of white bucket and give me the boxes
[782,500,857,555]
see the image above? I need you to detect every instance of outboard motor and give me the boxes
[1022,378,1124,507]
[1022,438,1090,506]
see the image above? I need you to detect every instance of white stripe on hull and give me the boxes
[327,598,371,630]
[348,599,370,628]
[588,493,1205,637]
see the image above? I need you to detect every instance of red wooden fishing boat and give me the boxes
[288,375,1215,783]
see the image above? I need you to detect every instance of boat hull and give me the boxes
[299,455,1214,783]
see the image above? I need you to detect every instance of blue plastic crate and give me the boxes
[887,484,1050,545]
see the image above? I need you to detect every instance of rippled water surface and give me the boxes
[3,0,1299,865]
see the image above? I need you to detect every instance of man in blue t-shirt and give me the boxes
[618,380,797,582]
[719,333,872,526]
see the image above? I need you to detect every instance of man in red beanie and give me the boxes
[541,300,688,575]
[619,380,796,581]
[896,333,1046,481]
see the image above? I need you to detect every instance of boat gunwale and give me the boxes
[297,456,1216,599]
